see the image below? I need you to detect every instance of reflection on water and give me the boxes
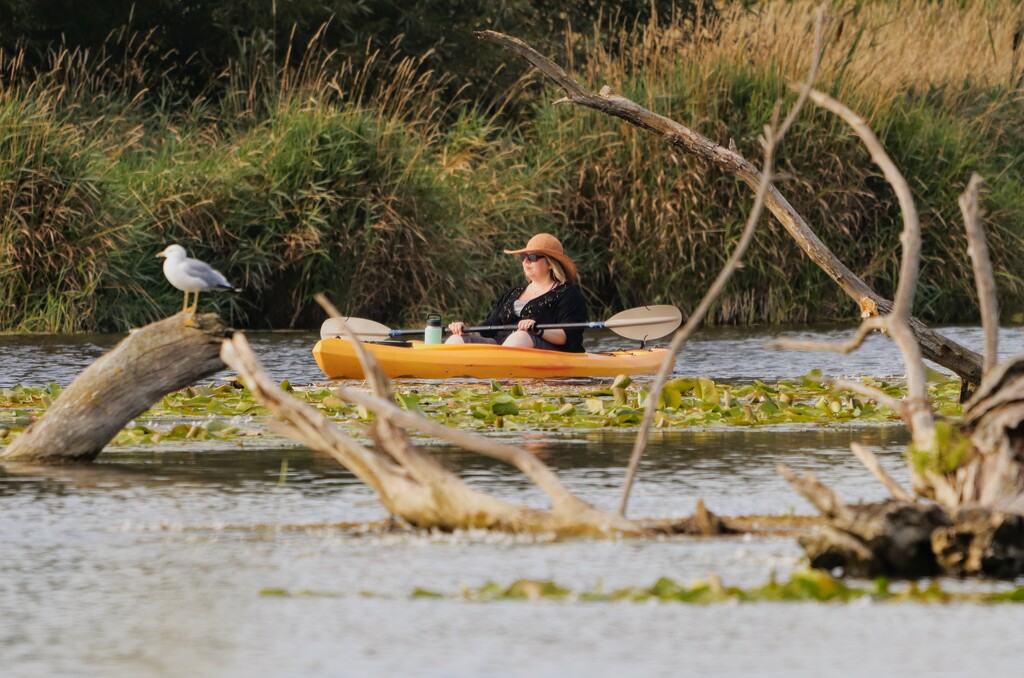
[1,324,1022,387]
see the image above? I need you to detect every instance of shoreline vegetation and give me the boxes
[1,1,1022,333]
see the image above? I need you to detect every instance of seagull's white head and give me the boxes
[157,244,187,260]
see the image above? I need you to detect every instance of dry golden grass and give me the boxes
[603,0,1024,96]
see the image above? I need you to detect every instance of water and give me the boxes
[2,325,1024,676]
[1,323,1022,387]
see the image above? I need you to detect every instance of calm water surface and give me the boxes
[2,325,1024,676]
[2,323,1022,387]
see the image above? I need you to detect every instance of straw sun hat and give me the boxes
[503,233,578,284]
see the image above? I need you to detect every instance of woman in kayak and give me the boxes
[446,233,588,352]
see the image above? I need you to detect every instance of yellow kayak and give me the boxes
[312,339,669,379]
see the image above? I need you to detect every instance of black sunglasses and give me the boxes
[520,253,546,263]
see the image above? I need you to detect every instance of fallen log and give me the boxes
[932,507,1024,578]
[1,312,230,463]
[780,463,1024,579]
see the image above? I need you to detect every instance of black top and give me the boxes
[478,283,588,353]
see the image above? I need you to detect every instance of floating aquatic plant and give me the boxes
[260,568,1024,604]
[0,372,966,447]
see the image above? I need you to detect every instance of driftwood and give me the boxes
[475,16,1024,575]
[778,465,950,578]
[221,330,649,536]
[194,297,739,536]
[767,89,1024,576]
[619,8,828,516]
[1,312,230,463]
[780,463,1024,579]
[476,22,987,520]
[220,328,740,535]
[960,174,999,374]
[932,507,1024,578]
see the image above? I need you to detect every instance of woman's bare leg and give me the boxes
[502,330,534,348]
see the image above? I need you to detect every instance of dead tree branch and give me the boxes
[777,463,852,520]
[221,331,644,536]
[312,293,639,529]
[771,96,1024,515]
[959,173,999,373]
[617,4,828,515]
[800,88,936,453]
[768,316,886,354]
[617,129,775,514]
[475,29,984,390]
[849,443,912,502]
[334,385,616,519]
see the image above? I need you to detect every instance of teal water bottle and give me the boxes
[424,313,443,345]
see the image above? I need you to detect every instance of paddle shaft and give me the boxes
[385,317,678,338]
[319,305,682,341]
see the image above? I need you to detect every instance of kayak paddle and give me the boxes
[320,305,682,342]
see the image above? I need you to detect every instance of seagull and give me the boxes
[157,244,240,313]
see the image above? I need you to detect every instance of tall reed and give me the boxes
[526,0,1024,323]
[0,49,141,332]
[0,39,549,331]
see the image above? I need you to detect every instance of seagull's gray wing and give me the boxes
[183,258,234,290]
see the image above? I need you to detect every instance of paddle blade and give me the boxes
[603,305,682,340]
[319,317,394,341]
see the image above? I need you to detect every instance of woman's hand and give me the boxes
[448,321,466,336]
[517,319,536,332]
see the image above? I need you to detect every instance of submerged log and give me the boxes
[798,501,950,579]
[932,507,1024,578]
[648,499,738,536]
[798,502,1024,579]
[778,464,949,577]
[781,464,1024,578]
[1,312,230,463]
